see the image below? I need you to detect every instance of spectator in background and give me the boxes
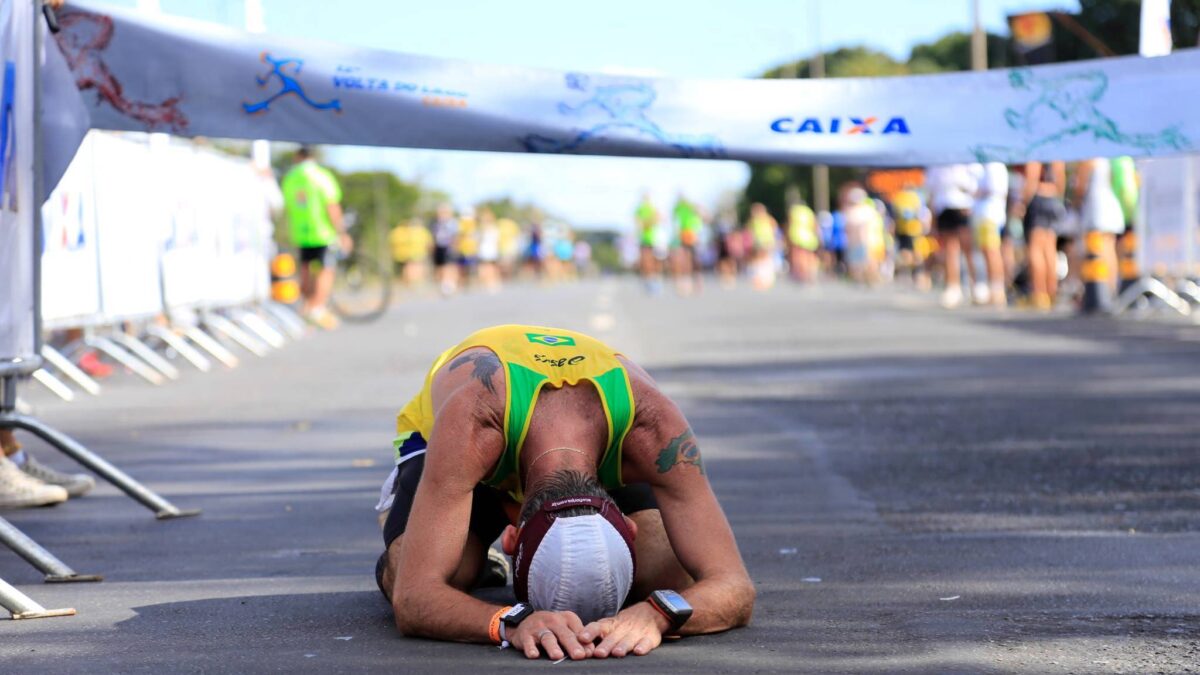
[476,208,502,293]
[1075,158,1125,293]
[430,202,460,296]
[281,146,351,329]
[926,164,979,308]
[746,203,779,291]
[786,193,819,283]
[0,429,92,509]
[972,162,1010,307]
[1022,161,1067,311]
[889,181,931,290]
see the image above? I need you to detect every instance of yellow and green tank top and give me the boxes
[394,325,635,501]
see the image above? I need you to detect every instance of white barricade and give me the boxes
[91,132,167,322]
[1139,156,1199,278]
[40,136,102,329]
[38,130,278,337]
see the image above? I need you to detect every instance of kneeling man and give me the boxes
[376,324,753,660]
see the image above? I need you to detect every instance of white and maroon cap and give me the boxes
[512,495,636,624]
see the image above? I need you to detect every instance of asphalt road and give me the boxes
[3,279,1199,673]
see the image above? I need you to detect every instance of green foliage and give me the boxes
[474,196,545,223]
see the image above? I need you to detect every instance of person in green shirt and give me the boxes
[281,147,351,328]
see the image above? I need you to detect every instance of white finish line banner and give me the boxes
[51,2,1200,167]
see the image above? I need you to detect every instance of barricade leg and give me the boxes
[0,375,200,521]
[1114,277,1193,316]
[230,308,287,349]
[182,326,239,368]
[0,413,200,519]
[262,302,306,340]
[1,577,75,620]
[146,325,212,372]
[0,517,102,583]
[40,346,101,396]
[31,370,75,402]
[107,332,181,381]
[204,313,270,356]
[83,335,164,385]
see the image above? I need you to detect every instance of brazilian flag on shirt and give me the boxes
[526,333,576,347]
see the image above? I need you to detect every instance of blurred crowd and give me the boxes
[388,203,595,295]
[630,157,1140,312]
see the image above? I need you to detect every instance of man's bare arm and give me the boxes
[391,388,501,641]
[645,414,755,635]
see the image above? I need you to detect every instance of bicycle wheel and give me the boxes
[330,244,393,323]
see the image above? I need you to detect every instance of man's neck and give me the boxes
[522,448,599,492]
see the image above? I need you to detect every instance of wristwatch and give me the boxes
[647,590,693,632]
[501,603,534,629]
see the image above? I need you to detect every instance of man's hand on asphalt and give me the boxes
[508,610,592,661]
[582,601,670,658]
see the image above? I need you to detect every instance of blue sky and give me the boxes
[96,0,1080,227]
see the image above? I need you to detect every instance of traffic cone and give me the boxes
[1081,231,1112,314]
[271,253,300,304]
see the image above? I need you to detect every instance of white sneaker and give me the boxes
[940,286,964,309]
[0,455,68,509]
[20,455,94,498]
[972,281,991,305]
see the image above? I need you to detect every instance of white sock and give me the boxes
[10,450,28,466]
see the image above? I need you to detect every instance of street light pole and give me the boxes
[811,0,829,214]
[971,0,987,71]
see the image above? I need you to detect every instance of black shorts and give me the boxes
[298,245,335,268]
[896,234,917,252]
[376,453,659,592]
[433,245,451,267]
[1025,195,1066,233]
[935,208,970,234]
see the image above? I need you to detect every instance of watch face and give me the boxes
[502,603,533,625]
[654,590,692,616]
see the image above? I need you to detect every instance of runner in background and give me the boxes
[634,192,664,293]
[281,146,351,328]
[926,164,979,308]
[671,194,704,294]
[430,203,461,296]
[389,217,433,287]
[746,203,779,291]
[497,215,523,279]
[457,207,479,290]
[713,209,740,288]
[972,161,1010,307]
[786,191,819,284]
[476,207,502,293]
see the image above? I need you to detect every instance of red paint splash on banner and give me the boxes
[54,10,188,133]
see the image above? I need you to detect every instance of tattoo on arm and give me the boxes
[449,352,502,395]
[656,429,703,475]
